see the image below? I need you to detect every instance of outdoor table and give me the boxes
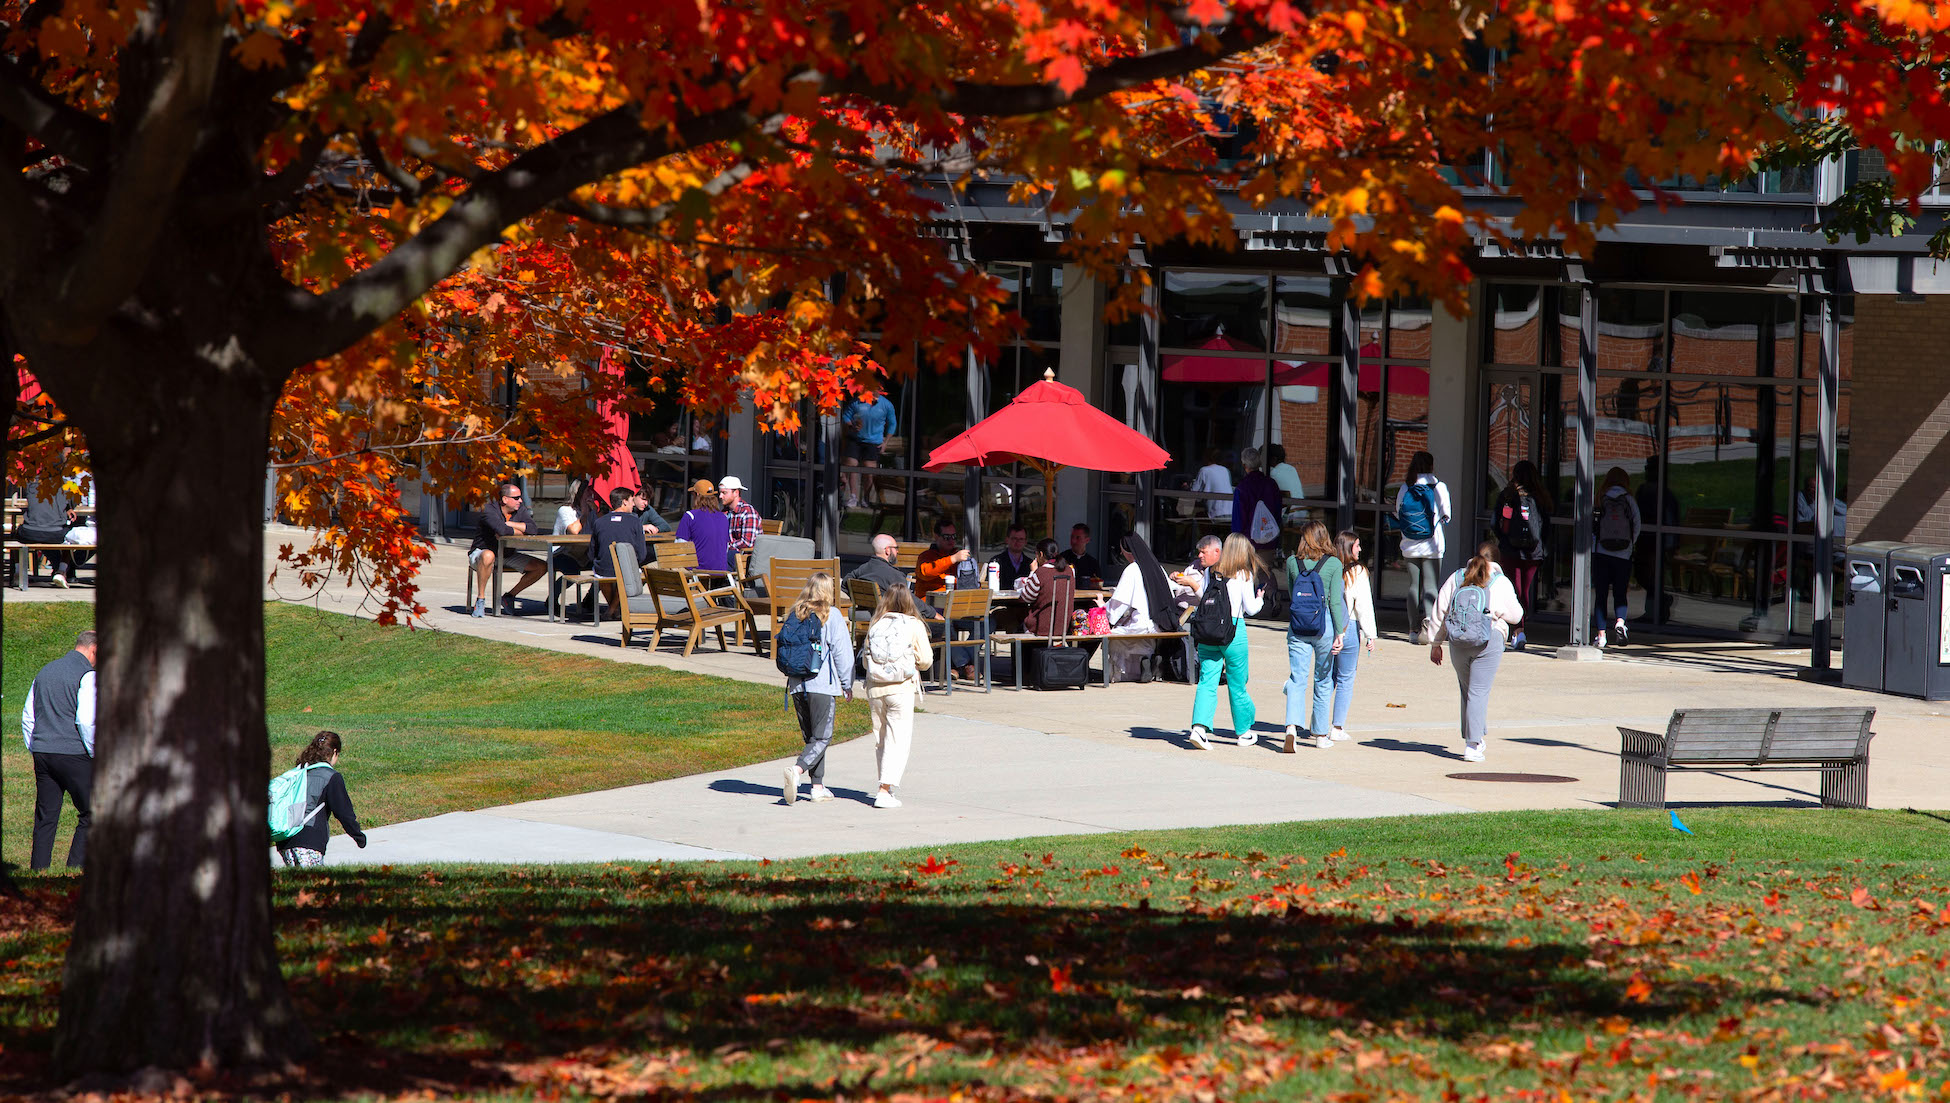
[492,533,589,621]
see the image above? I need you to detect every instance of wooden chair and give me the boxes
[653,541,699,570]
[928,588,994,695]
[760,518,784,536]
[757,557,842,655]
[643,567,750,656]
[609,544,684,649]
[844,577,882,646]
[894,541,930,570]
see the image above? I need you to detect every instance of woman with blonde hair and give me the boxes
[1428,540,1524,763]
[861,584,933,809]
[1280,520,1347,753]
[780,570,855,806]
[1187,532,1266,750]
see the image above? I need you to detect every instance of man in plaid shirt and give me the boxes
[718,475,762,553]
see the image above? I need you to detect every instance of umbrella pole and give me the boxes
[1044,464,1055,538]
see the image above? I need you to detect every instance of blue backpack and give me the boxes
[775,612,824,679]
[1399,482,1437,540]
[1288,556,1328,637]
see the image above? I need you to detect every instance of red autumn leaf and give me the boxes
[1850,886,1881,910]
[1678,870,1702,895]
[1048,964,1073,993]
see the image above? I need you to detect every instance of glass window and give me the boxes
[1023,263,1063,343]
[1659,384,1792,530]
[1386,294,1434,361]
[1595,288,1666,374]
[1486,284,1543,365]
[1161,272,1268,350]
[1272,276,1334,359]
[1669,292,1793,379]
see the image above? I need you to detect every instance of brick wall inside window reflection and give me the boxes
[1851,296,1950,546]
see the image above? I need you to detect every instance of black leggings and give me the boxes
[1593,554,1632,629]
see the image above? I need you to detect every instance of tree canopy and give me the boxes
[6,0,1950,1077]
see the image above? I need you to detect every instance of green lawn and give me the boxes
[3,602,863,867]
[3,809,1947,1098]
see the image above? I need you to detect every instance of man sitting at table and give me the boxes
[1056,522,1102,585]
[585,487,650,617]
[718,475,762,555]
[845,534,912,592]
[471,480,547,617]
[915,518,985,681]
[989,524,1032,590]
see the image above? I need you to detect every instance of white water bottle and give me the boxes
[986,561,1001,592]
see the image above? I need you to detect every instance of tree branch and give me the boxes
[0,56,110,168]
[281,101,771,366]
[9,421,72,449]
[358,130,432,201]
[270,419,517,470]
[551,161,756,228]
[42,0,226,344]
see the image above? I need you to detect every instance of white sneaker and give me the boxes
[1187,726,1212,750]
[1594,631,1607,649]
[1314,733,1335,749]
[471,598,487,618]
[873,791,902,809]
[49,573,67,589]
[1237,730,1258,748]
[1462,745,1486,763]
[782,766,800,805]
[808,785,835,802]
[1330,727,1350,742]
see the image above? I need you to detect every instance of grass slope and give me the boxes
[3,602,861,865]
[2,809,1947,1099]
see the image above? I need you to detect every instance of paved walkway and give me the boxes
[20,528,1950,864]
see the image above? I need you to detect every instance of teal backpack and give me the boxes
[268,763,333,843]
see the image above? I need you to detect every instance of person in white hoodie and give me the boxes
[781,572,855,806]
[1394,450,1452,643]
[1591,466,1642,649]
[1327,530,1379,744]
[860,584,933,809]
[1427,540,1525,763]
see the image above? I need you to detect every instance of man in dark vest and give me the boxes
[23,629,97,869]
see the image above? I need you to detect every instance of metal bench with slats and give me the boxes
[1617,707,1876,810]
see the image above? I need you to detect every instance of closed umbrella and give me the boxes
[591,346,642,504]
[925,369,1169,536]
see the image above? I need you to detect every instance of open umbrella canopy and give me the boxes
[924,374,1168,474]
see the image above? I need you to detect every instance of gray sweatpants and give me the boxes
[792,691,837,783]
[1449,636,1505,750]
[1404,557,1442,636]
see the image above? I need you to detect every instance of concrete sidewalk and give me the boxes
[28,526,1950,864]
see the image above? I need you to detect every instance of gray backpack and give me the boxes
[1443,575,1494,647]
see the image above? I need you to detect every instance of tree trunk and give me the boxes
[51,361,311,1074]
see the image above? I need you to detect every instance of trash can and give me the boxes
[1883,544,1950,701]
[1842,541,1914,693]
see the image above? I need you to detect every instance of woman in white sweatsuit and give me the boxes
[861,584,934,809]
[1427,540,1525,763]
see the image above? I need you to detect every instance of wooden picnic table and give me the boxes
[493,533,591,621]
[5,541,97,591]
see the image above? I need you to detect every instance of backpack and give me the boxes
[1287,556,1328,637]
[1189,574,1236,647]
[1443,574,1494,647]
[864,615,918,685]
[1596,494,1635,552]
[1502,492,1543,554]
[774,611,825,679]
[1399,482,1437,540]
[268,763,333,843]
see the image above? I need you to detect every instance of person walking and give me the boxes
[23,629,96,869]
[861,585,932,809]
[780,571,855,806]
[1491,459,1552,652]
[1187,533,1266,750]
[274,731,369,867]
[1280,521,1346,753]
[1427,541,1525,763]
[1592,466,1642,648]
[1394,450,1451,642]
[1328,529,1379,745]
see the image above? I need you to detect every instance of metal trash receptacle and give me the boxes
[1883,544,1950,701]
[1842,541,1914,693]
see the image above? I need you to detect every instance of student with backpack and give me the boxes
[1280,521,1346,753]
[268,731,367,867]
[1492,459,1553,651]
[1591,466,1642,649]
[779,571,855,806]
[861,585,933,809]
[1187,533,1267,750]
[1328,529,1379,745]
[1395,450,1452,643]
[1428,541,1525,763]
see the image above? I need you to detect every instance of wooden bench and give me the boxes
[991,630,1190,689]
[1617,707,1876,810]
[6,542,97,591]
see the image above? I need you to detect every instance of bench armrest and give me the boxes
[1618,727,1667,761]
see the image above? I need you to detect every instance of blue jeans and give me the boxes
[1192,624,1254,734]
[1330,624,1360,728]
[1284,632,1334,735]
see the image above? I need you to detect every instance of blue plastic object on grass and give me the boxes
[1669,810,1694,835]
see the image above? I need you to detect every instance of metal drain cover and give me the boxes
[1445,772,1579,784]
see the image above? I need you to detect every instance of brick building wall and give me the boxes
[1851,295,1950,545]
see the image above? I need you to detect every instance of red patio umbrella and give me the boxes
[591,346,643,504]
[1289,343,1429,395]
[925,369,1169,536]
[1161,332,1286,385]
